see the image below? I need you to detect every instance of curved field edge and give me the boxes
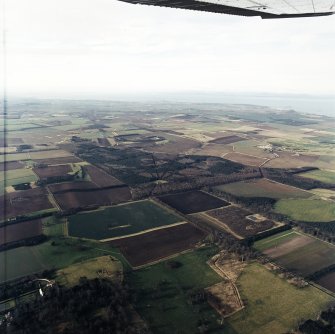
[128,247,223,334]
[274,198,335,222]
[0,237,131,283]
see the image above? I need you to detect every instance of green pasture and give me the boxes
[0,168,38,193]
[299,169,335,184]
[129,247,222,334]
[0,237,129,283]
[68,200,183,240]
[275,198,335,222]
[216,179,310,199]
[224,263,334,334]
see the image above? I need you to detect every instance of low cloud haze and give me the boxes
[2,0,335,97]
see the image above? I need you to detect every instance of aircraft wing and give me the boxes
[117,0,335,18]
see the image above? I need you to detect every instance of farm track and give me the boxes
[207,257,244,314]
[195,211,242,240]
[99,221,188,242]
[131,247,195,270]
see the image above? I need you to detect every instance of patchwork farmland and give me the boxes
[2,100,335,333]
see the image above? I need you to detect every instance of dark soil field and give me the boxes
[67,200,182,240]
[207,206,274,238]
[48,181,97,193]
[157,191,229,214]
[33,164,72,179]
[109,223,207,267]
[144,133,200,154]
[0,161,24,171]
[210,135,244,144]
[254,231,335,277]
[97,138,111,146]
[53,186,131,210]
[0,219,43,246]
[84,165,124,187]
[316,272,335,293]
[0,187,55,220]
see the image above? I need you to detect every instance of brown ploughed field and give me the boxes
[109,223,207,267]
[53,186,131,210]
[0,187,55,220]
[0,218,43,246]
[33,164,72,178]
[84,165,124,187]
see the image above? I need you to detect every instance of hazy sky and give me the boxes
[2,0,335,97]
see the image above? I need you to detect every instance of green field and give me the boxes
[129,247,222,334]
[275,198,335,222]
[68,200,183,240]
[215,178,311,199]
[0,168,38,193]
[254,230,335,276]
[299,169,335,184]
[0,122,41,131]
[0,238,129,283]
[253,230,297,252]
[224,263,334,334]
[43,223,65,237]
[310,188,335,200]
[0,247,46,282]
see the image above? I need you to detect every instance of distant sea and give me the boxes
[112,92,335,118]
[155,93,335,118]
[215,94,335,118]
